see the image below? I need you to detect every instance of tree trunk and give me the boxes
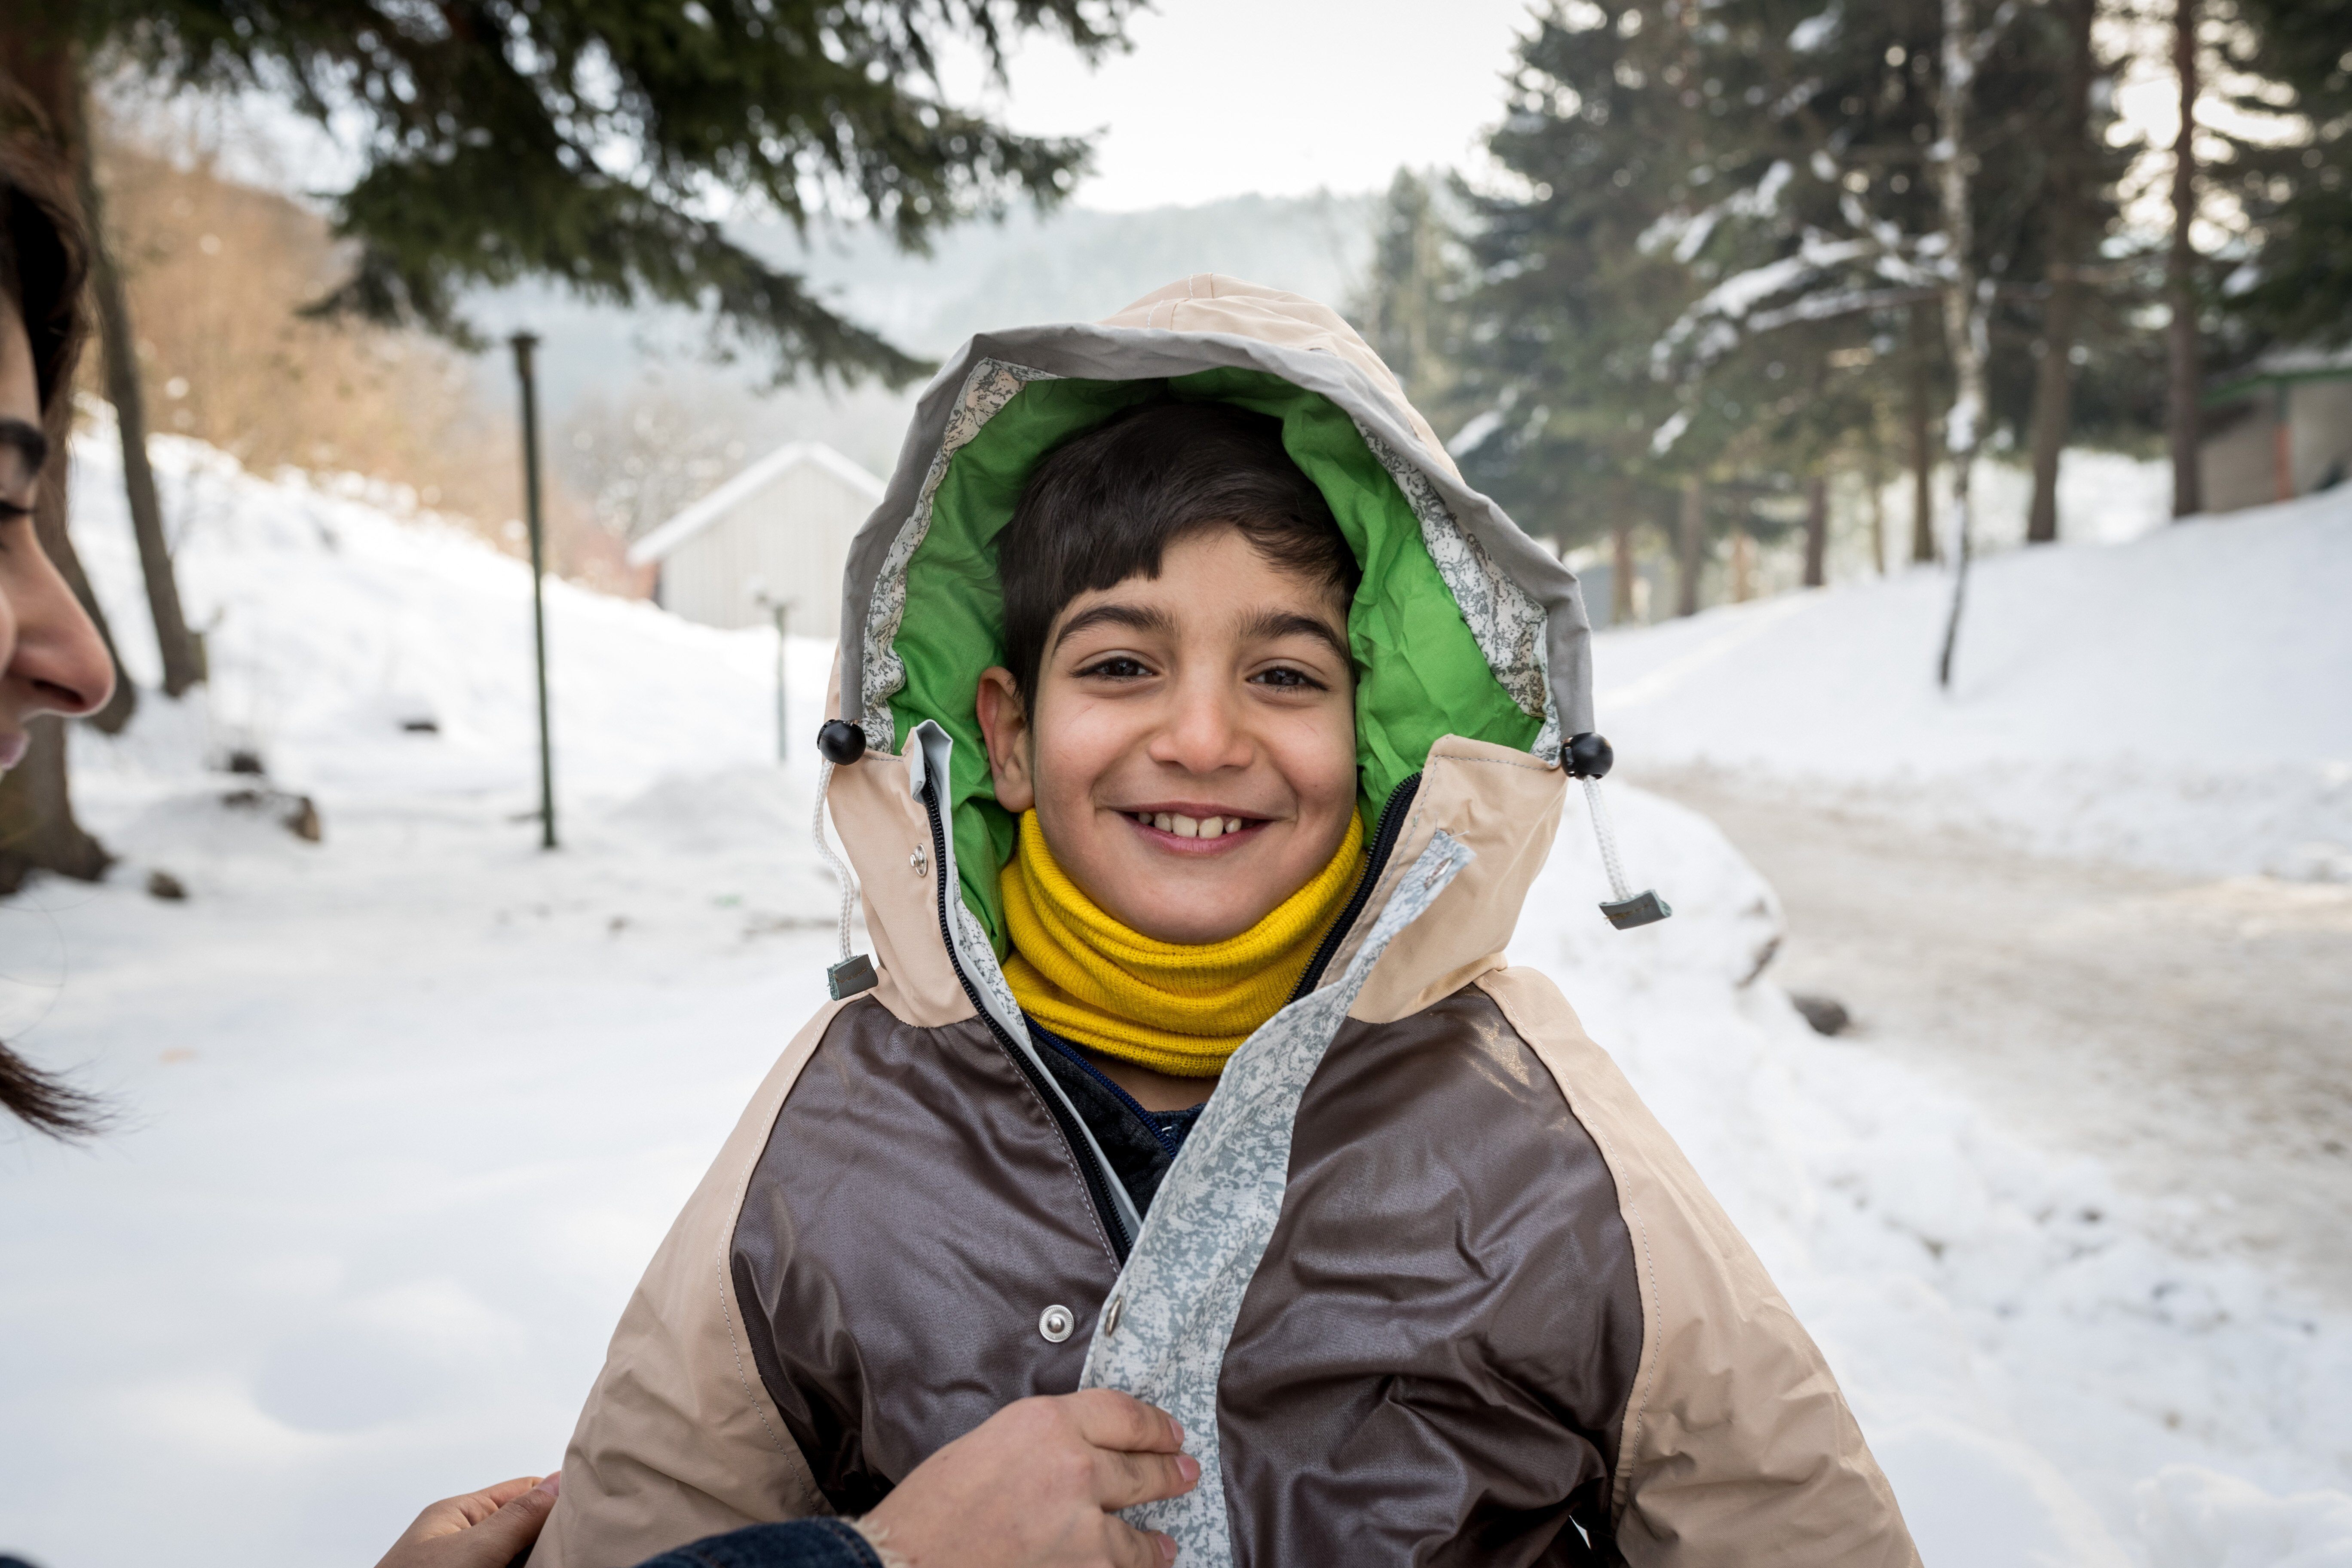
[1611,524,1637,625]
[1866,438,1888,573]
[1802,474,1828,587]
[1676,478,1704,616]
[1936,0,1991,689]
[0,437,111,891]
[1730,527,1754,602]
[74,74,202,692]
[2167,0,2203,519]
[1908,300,1938,562]
[2025,0,2097,545]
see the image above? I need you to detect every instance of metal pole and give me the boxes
[510,333,557,850]
[773,600,790,762]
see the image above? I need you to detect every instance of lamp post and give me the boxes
[753,588,793,762]
[509,332,557,849]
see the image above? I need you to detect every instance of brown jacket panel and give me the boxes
[1477,968,1920,1568]
[732,999,1124,1512]
[1220,988,1644,1567]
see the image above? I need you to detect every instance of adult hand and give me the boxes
[862,1389,1198,1568]
[374,1471,560,1568]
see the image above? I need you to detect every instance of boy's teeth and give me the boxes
[1139,812,1249,839]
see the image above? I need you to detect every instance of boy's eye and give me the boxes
[1252,665,1326,691]
[1075,655,1153,681]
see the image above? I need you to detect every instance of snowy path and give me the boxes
[1640,764,2352,1309]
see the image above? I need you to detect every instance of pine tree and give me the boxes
[2217,0,2352,348]
[1351,168,1471,424]
[51,1,1132,375]
[0,0,1136,889]
[1452,2,1714,615]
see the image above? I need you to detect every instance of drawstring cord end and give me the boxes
[814,746,880,998]
[1565,736,1672,931]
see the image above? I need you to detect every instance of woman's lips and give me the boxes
[0,732,26,772]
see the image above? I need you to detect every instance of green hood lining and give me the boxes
[884,366,1543,952]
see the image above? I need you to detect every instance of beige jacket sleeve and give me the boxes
[533,1004,844,1568]
[1480,968,1921,1568]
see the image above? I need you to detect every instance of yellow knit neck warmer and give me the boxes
[1000,808,1365,1078]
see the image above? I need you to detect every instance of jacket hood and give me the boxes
[829,273,1596,951]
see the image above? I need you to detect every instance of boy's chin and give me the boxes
[1097,871,1290,946]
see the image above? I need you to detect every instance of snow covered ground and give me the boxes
[2,434,2347,1567]
[1594,484,2352,884]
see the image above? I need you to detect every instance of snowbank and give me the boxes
[1595,486,2352,881]
[1,435,2345,1567]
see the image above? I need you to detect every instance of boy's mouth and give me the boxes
[1123,808,1264,846]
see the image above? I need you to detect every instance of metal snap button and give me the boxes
[1102,1294,1123,1337]
[1038,1304,1075,1343]
[910,846,929,877]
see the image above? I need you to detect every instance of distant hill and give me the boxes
[764,190,1379,355]
[467,190,1381,476]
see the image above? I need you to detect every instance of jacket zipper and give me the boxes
[1289,772,1424,1003]
[921,780,1135,1259]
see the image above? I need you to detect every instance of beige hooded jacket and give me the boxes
[534,276,1919,1568]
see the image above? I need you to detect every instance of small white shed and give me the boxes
[2202,346,2352,514]
[627,441,885,638]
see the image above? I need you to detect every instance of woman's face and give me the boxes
[0,299,112,773]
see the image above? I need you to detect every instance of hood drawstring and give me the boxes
[814,750,879,999]
[1584,776,1632,903]
[1565,733,1672,931]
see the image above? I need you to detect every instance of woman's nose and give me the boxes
[6,544,116,720]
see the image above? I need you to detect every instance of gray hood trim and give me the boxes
[834,323,1595,752]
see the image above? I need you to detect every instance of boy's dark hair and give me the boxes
[997,399,1358,711]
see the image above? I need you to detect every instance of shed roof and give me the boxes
[2205,343,2352,405]
[626,441,886,567]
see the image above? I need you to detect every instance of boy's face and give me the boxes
[977,526,1358,946]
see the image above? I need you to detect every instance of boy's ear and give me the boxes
[974,667,1035,814]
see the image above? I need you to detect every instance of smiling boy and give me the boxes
[978,401,1366,1147]
[540,278,1917,1568]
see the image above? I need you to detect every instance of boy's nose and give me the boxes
[1152,681,1253,774]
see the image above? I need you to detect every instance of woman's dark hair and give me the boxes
[0,125,92,430]
[0,127,106,1141]
[996,399,1359,711]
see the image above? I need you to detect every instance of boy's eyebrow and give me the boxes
[1240,609,1351,665]
[1051,600,1178,652]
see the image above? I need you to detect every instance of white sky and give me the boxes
[945,0,1546,209]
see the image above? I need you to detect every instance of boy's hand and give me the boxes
[373,1471,559,1568]
[862,1390,1198,1568]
